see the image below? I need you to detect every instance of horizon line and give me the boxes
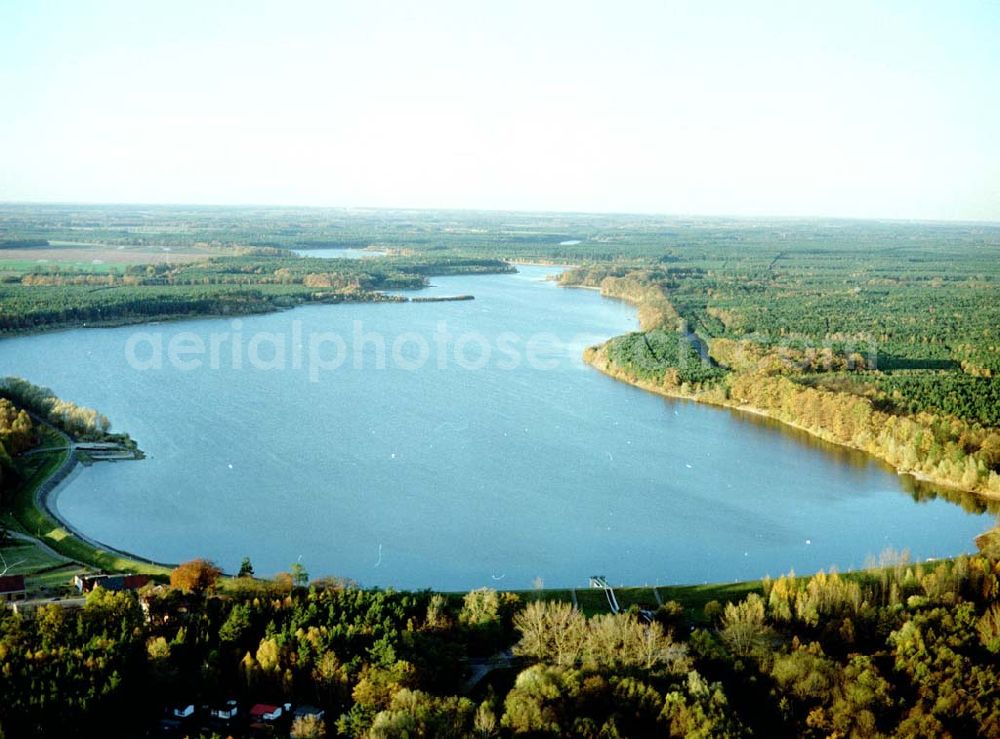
[1,199,1000,228]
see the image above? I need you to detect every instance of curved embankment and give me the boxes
[38,464,175,574]
[566,277,1000,503]
[19,421,174,576]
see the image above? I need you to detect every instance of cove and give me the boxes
[1,265,991,590]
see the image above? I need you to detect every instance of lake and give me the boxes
[2,265,992,589]
[293,248,386,259]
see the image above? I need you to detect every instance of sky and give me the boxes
[1,1,999,221]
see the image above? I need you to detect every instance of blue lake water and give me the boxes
[1,265,992,589]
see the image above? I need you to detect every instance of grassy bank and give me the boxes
[471,560,967,625]
[0,540,89,592]
[510,580,764,622]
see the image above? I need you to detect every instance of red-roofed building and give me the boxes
[0,574,26,601]
[124,574,151,589]
[74,573,151,593]
[249,704,283,722]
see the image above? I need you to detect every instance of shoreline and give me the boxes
[10,264,995,587]
[0,292,408,342]
[555,274,998,503]
[583,345,1000,503]
[0,258,519,342]
[506,258,576,268]
[11,419,175,577]
[18,400,991,588]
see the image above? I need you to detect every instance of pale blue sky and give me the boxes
[1,1,998,220]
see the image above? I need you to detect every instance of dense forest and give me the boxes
[0,395,34,497]
[0,253,513,333]
[0,377,111,439]
[1,542,999,737]
[0,378,138,504]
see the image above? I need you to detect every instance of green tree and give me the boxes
[237,556,254,578]
[219,602,252,644]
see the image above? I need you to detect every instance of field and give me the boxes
[0,247,204,269]
[0,540,86,593]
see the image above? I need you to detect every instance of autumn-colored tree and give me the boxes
[170,558,222,593]
[290,714,327,739]
[0,399,34,455]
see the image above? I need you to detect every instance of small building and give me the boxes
[74,574,107,592]
[294,705,325,721]
[124,573,151,589]
[0,574,26,601]
[74,572,150,593]
[249,704,283,722]
[172,704,195,719]
[209,700,238,721]
[99,575,130,592]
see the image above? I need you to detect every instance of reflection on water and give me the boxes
[723,402,1000,515]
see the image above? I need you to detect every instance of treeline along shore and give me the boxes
[0,250,513,336]
[559,268,1000,499]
